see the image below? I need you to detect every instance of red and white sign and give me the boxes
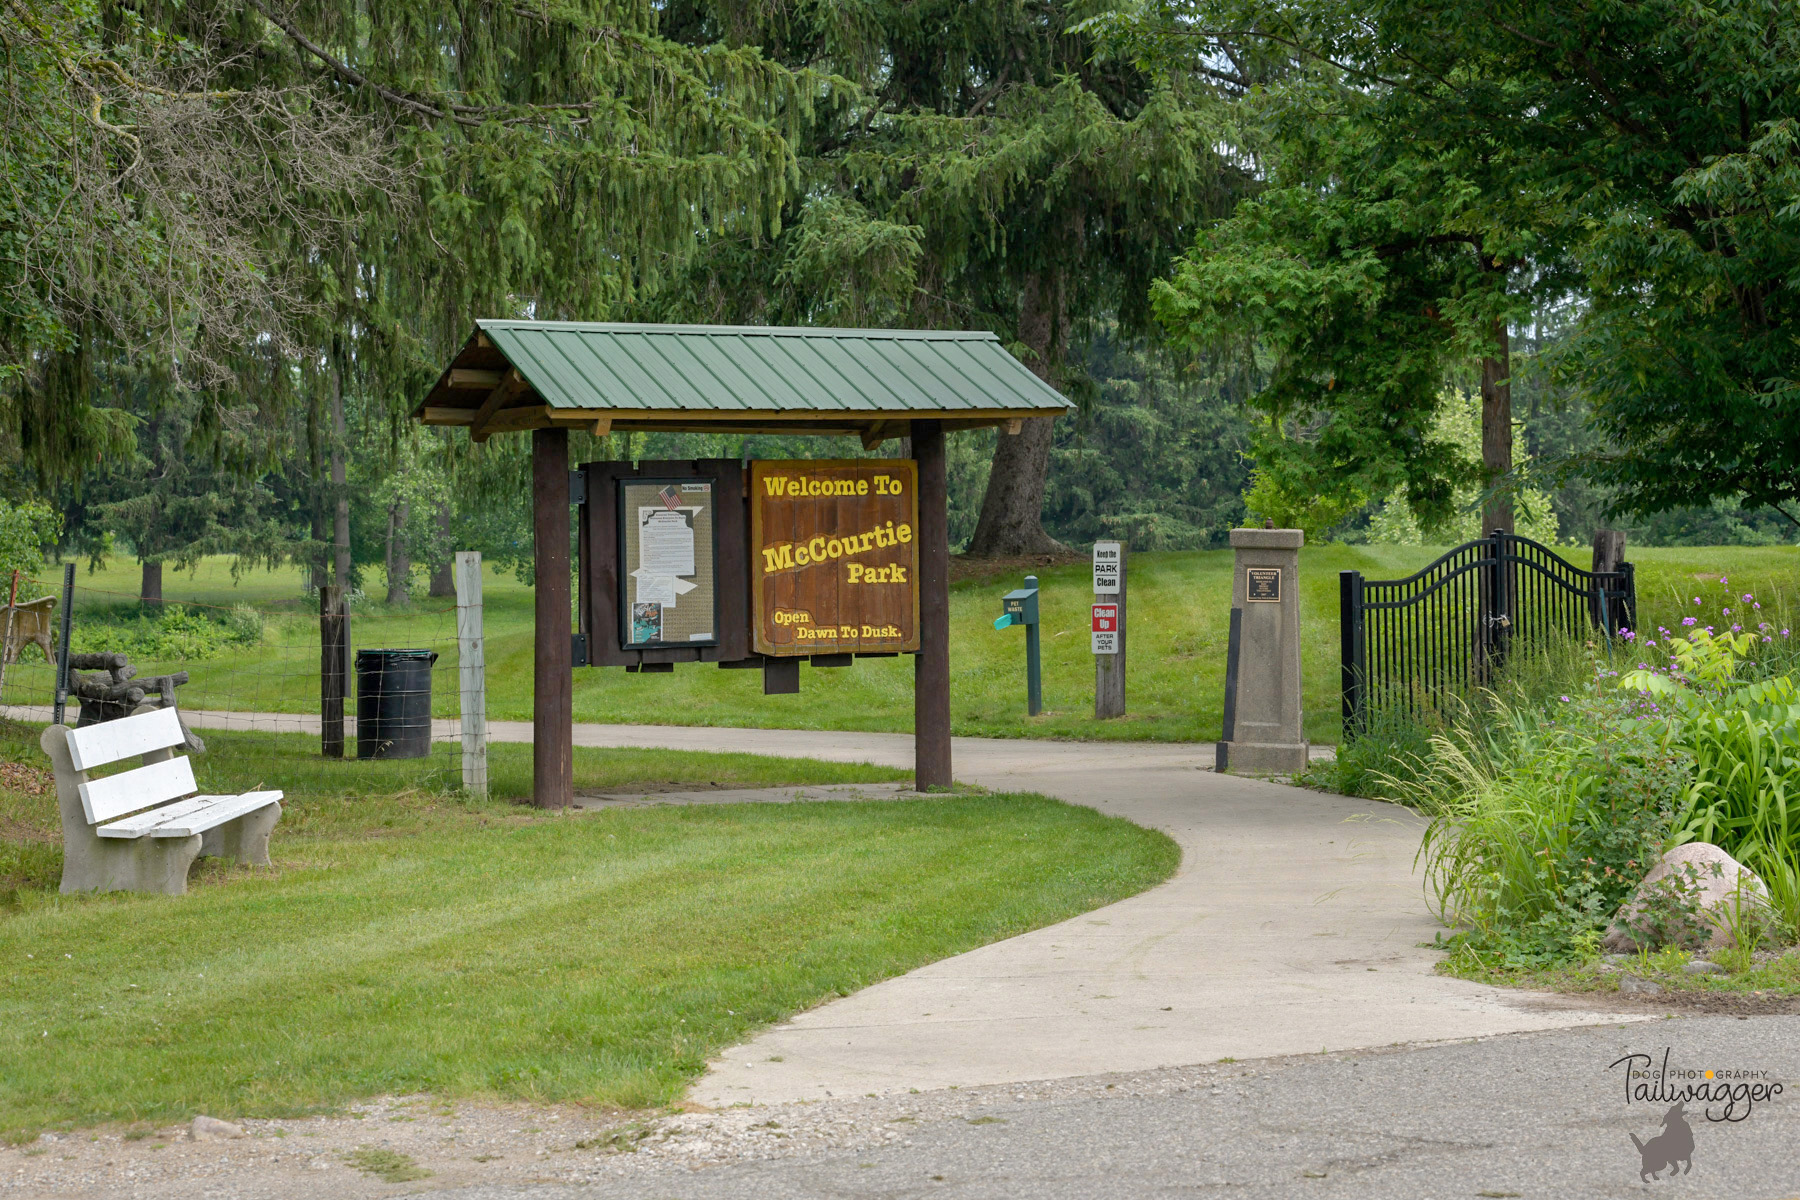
[1091,603,1119,654]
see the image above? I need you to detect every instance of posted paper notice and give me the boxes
[638,508,696,576]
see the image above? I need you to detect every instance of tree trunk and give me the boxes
[386,500,411,605]
[140,560,163,606]
[330,347,351,589]
[427,504,454,598]
[966,273,1069,558]
[1480,318,1514,536]
[309,502,328,593]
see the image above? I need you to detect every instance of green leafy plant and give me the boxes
[70,603,264,662]
[1613,861,1720,953]
[1403,688,1684,966]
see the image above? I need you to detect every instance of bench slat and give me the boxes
[98,791,281,839]
[65,707,185,771]
[77,755,196,825]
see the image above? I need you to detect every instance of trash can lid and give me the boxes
[354,648,438,663]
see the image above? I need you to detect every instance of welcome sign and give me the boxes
[750,459,921,656]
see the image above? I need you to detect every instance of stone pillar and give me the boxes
[1217,527,1308,775]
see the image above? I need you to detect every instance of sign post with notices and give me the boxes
[1092,541,1126,718]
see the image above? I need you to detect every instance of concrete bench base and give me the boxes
[40,719,281,896]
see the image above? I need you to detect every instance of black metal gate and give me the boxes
[1339,531,1635,736]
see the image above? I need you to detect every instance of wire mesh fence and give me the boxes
[0,563,485,794]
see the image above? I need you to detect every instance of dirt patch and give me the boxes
[948,551,1084,586]
[0,761,53,798]
[1574,983,1800,1015]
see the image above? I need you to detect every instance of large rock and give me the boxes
[1604,842,1770,954]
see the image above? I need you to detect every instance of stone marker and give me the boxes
[190,1115,245,1140]
[1217,526,1309,774]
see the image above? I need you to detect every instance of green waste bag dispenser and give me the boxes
[994,575,1043,716]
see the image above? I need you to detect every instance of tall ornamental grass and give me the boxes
[1376,575,1800,964]
[1394,691,1680,964]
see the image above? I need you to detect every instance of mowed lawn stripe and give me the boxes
[0,795,1176,1135]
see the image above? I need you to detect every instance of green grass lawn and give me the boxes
[0,728,1176,1138]
[38,543,1800,745]
[0,727,909,893]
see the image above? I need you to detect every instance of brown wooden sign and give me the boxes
[751,459,920,656]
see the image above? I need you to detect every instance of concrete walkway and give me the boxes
[674,737,1640,1107]
[9,705,1642,1103]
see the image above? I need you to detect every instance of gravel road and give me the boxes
[7,1015,1796,1200]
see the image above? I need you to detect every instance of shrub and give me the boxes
[70,602,266,663]
[1307,701,1438,800]
[224,603,264,646]
[1401,690,1685,965]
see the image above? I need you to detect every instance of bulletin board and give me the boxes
[617,477,719,649]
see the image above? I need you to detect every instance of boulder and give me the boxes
[1603,842,1770,954]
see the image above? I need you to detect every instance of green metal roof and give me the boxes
[428,320,1074,418]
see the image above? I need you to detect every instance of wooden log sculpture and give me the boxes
[67,653,204,752]
[3,596,57,664]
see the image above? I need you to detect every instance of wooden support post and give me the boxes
[913,420,952,791]
[1591,528,1627,633]
[532,427,574,809]
[0,568,20,705]
[320,585,346,758]
[1095,544,1127,719]
[454,551,488,798]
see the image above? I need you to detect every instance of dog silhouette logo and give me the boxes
[1630,1102,1694,1181]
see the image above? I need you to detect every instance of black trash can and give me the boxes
[355,648,438,759]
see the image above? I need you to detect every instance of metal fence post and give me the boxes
[320,585,346,757]
[454,551,488,798]
[1339,569,1364,739]
[52,562,74,726]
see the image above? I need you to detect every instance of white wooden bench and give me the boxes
[39,706,282,895]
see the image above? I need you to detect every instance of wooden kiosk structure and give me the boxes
[415,320,1072,807]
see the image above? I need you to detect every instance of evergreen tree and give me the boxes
[86,366,297,602]
[643,1,1251,555]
